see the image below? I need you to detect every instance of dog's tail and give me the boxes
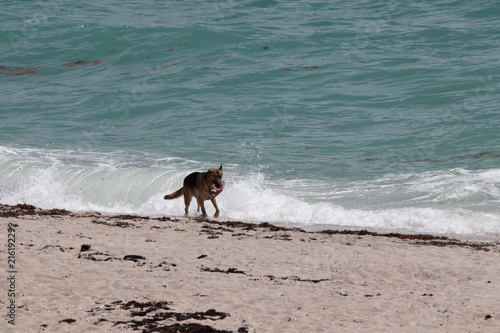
[164,188,184,200]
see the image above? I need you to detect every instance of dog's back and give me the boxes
[163,172,199,200]
[183,172,200,191]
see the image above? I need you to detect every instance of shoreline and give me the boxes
[2,203,499,242]
[1,203,500,332]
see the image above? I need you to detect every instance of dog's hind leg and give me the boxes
[183,192,192,216]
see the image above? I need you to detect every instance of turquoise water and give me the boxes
[1,0,499,236]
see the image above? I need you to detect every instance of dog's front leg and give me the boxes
[210,198,219,218]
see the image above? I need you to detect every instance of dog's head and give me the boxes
[207,164,223,188]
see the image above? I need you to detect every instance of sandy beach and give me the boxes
[1,203,499,332]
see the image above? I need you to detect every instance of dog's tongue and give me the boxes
[210,181,225,198]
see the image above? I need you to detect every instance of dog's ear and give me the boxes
[219,164,222,172]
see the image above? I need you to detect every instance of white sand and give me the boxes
[1,205,499,332]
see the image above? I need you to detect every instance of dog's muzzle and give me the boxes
[211,181,225,198]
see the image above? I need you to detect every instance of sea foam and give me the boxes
[1,146,499,237]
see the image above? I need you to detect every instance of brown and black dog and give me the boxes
[164,165,224,217]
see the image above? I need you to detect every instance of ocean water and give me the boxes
[1,0,499,237]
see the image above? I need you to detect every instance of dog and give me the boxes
[164,164,224,217]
